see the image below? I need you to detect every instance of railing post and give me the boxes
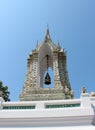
[81,93,91,108]
[36,101,45,109]
[0,97,4,110]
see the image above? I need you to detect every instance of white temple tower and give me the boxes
[20,28,74,101]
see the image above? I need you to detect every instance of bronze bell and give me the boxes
[44,72,51,85]
[44,55,51,85]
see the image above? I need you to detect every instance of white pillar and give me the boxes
[36,101,45,109]
[0,97,4,110]
[81,93,91,108]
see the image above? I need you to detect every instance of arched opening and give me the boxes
[37,42,54,88]
[43,67,54,88]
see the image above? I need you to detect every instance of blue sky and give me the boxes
[0,0,95,101]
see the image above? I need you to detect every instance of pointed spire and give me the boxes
[45,25,50,40]
[58,40,60,47]
[57,40,61,49]
[36,40,38,46]
[36,40,38,50]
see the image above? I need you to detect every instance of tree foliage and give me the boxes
[0,81,10,101]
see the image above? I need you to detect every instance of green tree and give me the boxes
[0,81,10,101]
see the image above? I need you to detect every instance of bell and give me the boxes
[44,72,51,85]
